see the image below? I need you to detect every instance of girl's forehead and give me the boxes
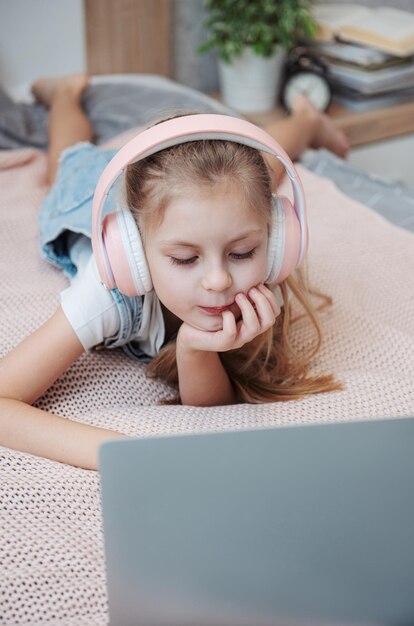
[148,197,268,250]
[161,189,267,228]
[139,179,271,242]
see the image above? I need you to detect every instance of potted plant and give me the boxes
[199,0,317,113]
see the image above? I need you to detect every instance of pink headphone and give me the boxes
[91,114,308,297]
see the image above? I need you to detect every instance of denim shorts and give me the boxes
[39,141,118,275]
[38,141,152,362]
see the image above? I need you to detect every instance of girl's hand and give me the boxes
[177,283,280,354]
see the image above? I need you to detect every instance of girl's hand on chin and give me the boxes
[177,284,281,353]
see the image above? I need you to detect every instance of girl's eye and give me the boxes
[169,249,256,266]
[169,256,197,266]
[231,249,256,260]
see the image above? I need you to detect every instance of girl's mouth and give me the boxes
[198,304,233,315]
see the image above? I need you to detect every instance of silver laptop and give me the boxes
[99,417,414,626]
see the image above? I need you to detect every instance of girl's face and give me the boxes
[143,182,269,331]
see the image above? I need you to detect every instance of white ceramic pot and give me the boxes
[218,46,286,113]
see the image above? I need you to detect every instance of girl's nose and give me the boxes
[201,264,232,291]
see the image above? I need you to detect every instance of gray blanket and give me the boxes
[301,148,414,233]
[0,75,234,150]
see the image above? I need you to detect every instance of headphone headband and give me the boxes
[91,114,307,289]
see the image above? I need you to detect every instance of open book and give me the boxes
[311,4,414,57]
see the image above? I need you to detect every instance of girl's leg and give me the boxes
[31,73,92,186]
[263,94,350,189]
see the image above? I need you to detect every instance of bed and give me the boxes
[1,75,413,625]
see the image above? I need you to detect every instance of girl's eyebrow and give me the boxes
[160,229,264,248]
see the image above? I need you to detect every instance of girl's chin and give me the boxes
[185,315,224,332]
[194,320,224,332]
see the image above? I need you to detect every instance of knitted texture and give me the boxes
[1,146,413,625]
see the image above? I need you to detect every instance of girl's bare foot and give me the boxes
[291,94,350,159]
[31,73,90,108]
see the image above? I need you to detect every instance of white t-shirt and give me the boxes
[60,253,165,356]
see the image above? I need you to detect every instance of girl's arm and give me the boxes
[176,338,236,406]
[0,306,127,470]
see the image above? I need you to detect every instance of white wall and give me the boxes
[0,0,86,100]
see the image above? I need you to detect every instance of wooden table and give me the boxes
[243,100,414,148]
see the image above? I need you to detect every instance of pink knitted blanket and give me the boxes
[1,144,413,625]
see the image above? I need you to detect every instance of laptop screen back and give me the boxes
[99,417,414,626]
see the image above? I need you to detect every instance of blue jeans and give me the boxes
[39,141,152,362]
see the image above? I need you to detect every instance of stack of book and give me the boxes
[308,4,414,111]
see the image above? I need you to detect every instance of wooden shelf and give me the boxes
[212,93,414,148]
[250,100,414,148]
[326,100,414,147]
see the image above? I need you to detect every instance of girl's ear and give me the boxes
[102,209,153,297]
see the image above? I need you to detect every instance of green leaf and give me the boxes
[199,0,318,61]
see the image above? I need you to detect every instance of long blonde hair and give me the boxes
[124,115,342,404]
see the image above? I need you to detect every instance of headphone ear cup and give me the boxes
[266,194,302,285]
[102,209,153,296]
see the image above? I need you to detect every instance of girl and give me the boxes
[0,73,348,471]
